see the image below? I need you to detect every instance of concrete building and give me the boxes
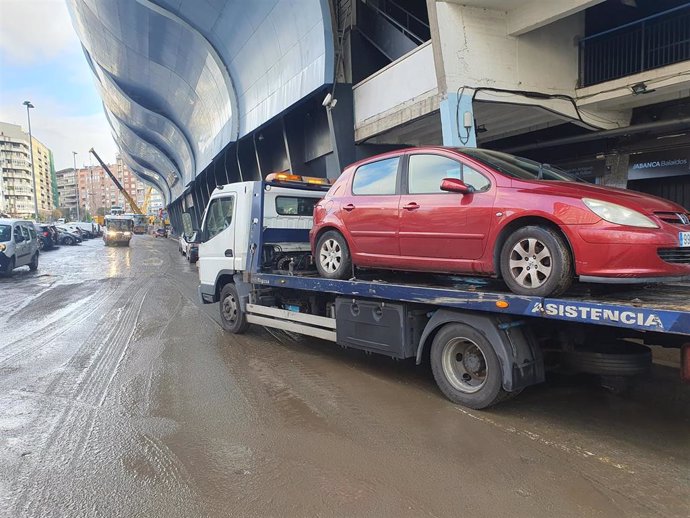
[0,122,36,218]
[77,155,146,215]
[66,0,690,232]
[31,136,55,219]
[55,168,79,218]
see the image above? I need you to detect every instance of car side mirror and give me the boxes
[440,177,472,194]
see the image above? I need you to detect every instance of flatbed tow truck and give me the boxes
[197,178,690,409]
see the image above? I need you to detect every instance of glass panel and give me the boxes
[408,155,461,194]
[206,196,235,240]
[352,157,399,195]
[462,165,491,192]
[275,196,319,216]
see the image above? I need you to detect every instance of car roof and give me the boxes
[0,218,34,225]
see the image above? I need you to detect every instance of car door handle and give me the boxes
[403,202,420,211]
[343,204,356,212]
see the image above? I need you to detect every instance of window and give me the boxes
[275,196,319,216]
[0,225,10,241]
[352,157,400,195]
[28,227,37,239]
[459,148,577,182]
[408,155,491,193]
[408,155,461,193]
[205,196,235,240]
[14,225,23,242]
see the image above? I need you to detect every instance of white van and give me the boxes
[0,218,40,275]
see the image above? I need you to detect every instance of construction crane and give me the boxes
[141,187,153,214]
[89,148,144,215]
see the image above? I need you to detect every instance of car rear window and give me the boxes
[275,196,319,216]
[352,157,400,195]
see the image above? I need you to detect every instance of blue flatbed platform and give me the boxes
[250,271,690,337]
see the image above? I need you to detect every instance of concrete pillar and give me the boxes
[602,153,629,189]
[440,92,477,147]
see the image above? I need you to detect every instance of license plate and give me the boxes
[680,232,690,247]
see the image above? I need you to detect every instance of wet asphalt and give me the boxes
[0,235,688,517]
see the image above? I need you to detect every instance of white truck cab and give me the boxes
[198,180,324,299]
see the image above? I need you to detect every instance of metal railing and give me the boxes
[579,3,690,87]
[366,0,430,45]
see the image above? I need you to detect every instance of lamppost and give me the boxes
[22,101,39,220]
[72,151,80,220]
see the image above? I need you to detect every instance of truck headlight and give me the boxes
[107,231,117,237]
[124,232,131,236]
[582,198,658,228]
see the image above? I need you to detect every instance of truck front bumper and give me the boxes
[198,283,217,304]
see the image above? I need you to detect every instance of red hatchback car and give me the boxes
[310,147,690,296]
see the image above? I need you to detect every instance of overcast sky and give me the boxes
[0,0,118,171]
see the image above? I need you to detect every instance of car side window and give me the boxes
[408,155,461,194]
[352,157,400,195]
[408,154,491,194]
[205,196,235,240]
[28,227,37,240]
[14,226,23,242]
[21,226,30,241]
[463,164,491,192]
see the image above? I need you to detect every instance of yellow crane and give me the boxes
[141,187,153,214]
[89,147,145,215]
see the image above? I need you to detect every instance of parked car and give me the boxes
[34,224,60,250]
[0,218,40,275]
[71,222,96,239]
[154,228,167,238]
[311,147,690,296]
[61,224,87,239]
[178,232,199,263]
[56,227,82,245]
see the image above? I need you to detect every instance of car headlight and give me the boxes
[0,244,5,252]
[583,198,658,228]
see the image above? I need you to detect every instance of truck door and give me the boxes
[198,193,237,287]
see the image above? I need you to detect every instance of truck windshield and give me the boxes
[107,220,132,231]
[0,224,10,241]
[459,148,578,182]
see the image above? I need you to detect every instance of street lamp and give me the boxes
[72,151,80,220]
[22,101,39,220]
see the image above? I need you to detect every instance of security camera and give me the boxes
[322,93,333,107]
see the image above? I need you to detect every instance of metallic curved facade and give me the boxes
[67,0,334,203]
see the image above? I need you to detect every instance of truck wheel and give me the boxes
[500,225,572,297]
[315,230,352,280]
[430,323,507,409]
[29,253,39,271]
[219,283,248,334]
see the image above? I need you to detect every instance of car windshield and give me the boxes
[0,224,10,241]
[459,148,578,182]
[107,220,131,231]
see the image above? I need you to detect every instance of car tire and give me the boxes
[429,323,507,409]
[38,239,44,251]
[315,230,352,280]
[500,225,572,297]
[219,283,248,334]
[3,257,15,276]
[29,253,38,271]
[65,237,74,246]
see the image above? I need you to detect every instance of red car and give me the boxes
[310,147,690,296]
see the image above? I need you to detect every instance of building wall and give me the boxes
[55,168,78,217]
[0,122,35,217]
[77,155,146,215]
[32,136,54,219]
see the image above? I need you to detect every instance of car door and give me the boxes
[398,153,496,270]
[14,224,28,266]
[198,193,237,287]
[339,156,401,265]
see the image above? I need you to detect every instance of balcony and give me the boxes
[579,4,690,87]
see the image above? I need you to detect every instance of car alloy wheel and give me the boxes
[319,238,342,274]
[509,237,552,289]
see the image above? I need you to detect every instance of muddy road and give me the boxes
[1,235,688,517]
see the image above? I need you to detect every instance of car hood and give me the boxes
[528,181,687,214]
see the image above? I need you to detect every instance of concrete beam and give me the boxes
[507,0,604,36]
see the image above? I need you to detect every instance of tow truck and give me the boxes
[196,175,690,409]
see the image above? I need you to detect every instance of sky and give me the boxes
[0,0,118,171]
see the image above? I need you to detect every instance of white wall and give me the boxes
[353,41,437,126]
[435,3,582,95]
